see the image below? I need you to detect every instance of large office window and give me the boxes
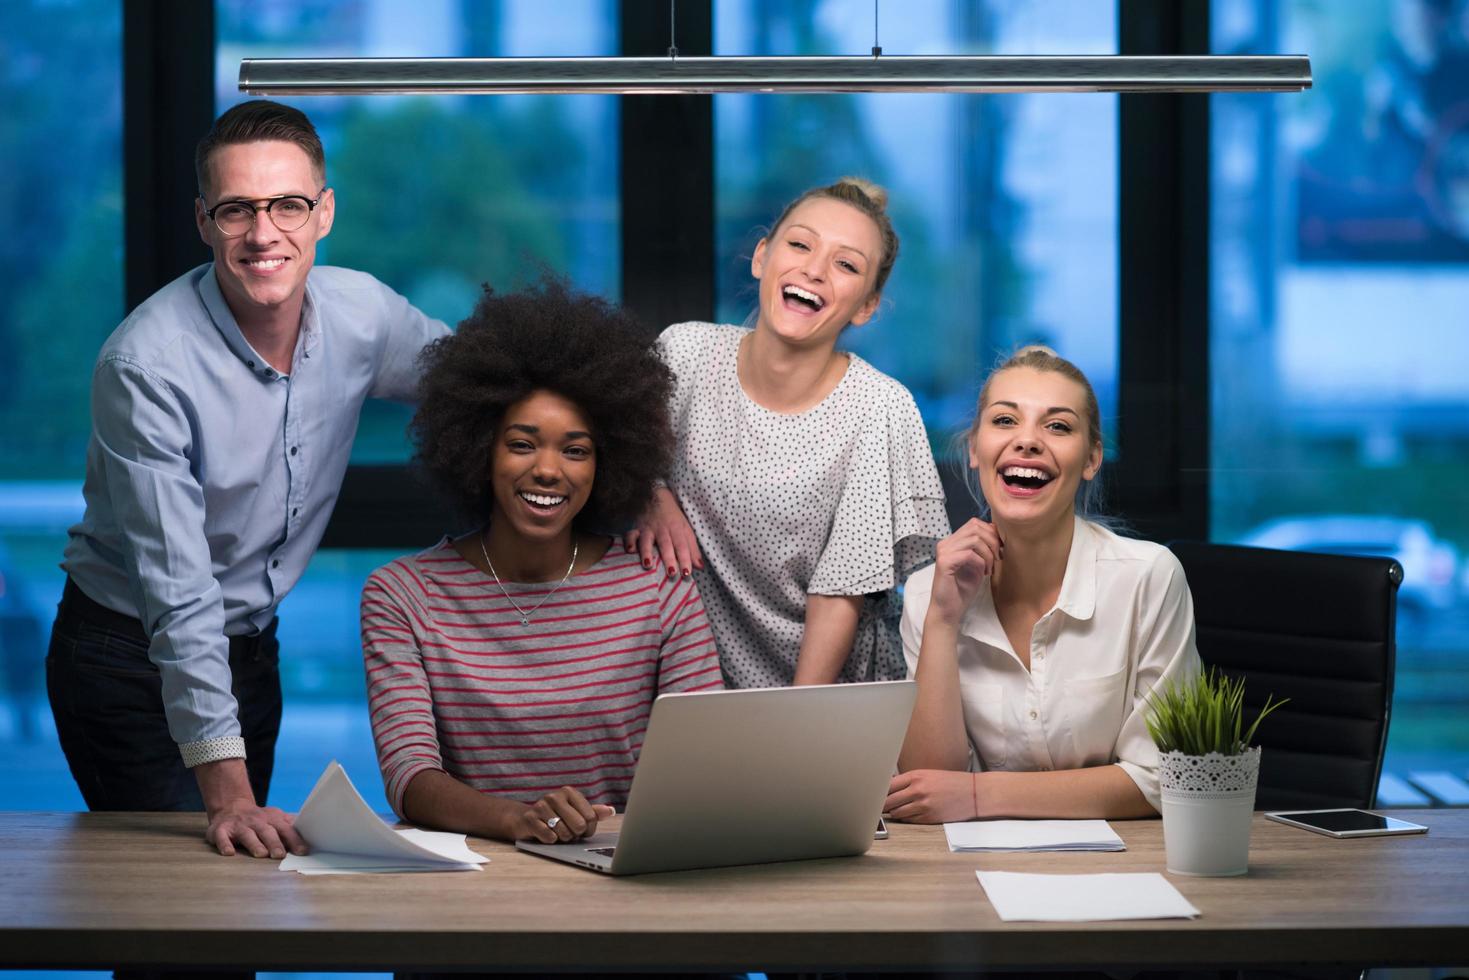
[714,0,1119,446]
[0,0,1121,812]
[0,0,121,809]
[12,0,1461,825]
[1211,0,1469,786]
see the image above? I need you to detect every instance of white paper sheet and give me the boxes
[976,871,1201,921]
[944,819,1125,852]
[281,854,479,875]
[278,761,488,874]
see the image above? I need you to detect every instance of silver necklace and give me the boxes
[479,532,579,627]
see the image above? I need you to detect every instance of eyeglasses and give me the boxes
[202,190,326,237]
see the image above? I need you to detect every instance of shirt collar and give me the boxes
[198,266,262,369]
[298,278,321,359]
[958,514,1099,647]
[1053,515,1098,622]
[198,265,319,374]
[959,581,1005,648]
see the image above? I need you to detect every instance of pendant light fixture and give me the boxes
[239,1,1307,98]
[238,53,1310,96]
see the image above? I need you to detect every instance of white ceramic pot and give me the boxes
[1157,746,1261,877]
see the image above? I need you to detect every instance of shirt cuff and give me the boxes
[179,736,247,768]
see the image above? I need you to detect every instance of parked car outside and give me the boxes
[1238,515,1460,615]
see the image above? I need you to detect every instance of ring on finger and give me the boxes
[546,816,561,830]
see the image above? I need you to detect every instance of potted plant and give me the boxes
[1145,668,1287,876]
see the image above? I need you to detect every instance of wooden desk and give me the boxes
[3,809,1466,973]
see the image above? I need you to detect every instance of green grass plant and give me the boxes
[1145,667,1288,756]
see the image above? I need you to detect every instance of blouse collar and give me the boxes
[959,514,1099,650]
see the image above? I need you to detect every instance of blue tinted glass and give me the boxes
[267,549,402,815]
[218,0,621,463]
[0,0,121,811]
[715,0,1119,448]
[1212,0,1469,796]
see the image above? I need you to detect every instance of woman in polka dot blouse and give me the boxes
[627,178,950,689]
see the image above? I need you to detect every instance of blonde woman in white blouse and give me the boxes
[886,346,1201,821]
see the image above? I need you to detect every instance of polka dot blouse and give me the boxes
[658,322,950,688]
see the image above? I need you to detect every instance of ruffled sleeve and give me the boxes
[656,321,727,423]
[809,377,949,595]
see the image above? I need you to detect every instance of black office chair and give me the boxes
[1168,541,1402,811]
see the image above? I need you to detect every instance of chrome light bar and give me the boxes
[239,55,1311,96]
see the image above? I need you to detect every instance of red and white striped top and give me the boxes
[361,536,723,815]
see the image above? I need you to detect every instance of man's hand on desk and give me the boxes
[195,758,308,859]
[884,769,977,824]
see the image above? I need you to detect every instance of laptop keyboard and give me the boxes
[587,846,617,857]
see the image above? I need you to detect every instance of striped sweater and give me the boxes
[361,536,723,815]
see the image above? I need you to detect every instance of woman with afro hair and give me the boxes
[360,278,722,846]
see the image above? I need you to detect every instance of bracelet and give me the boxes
[971,771,979,819]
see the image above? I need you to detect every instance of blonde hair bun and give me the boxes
[835,176,888,212]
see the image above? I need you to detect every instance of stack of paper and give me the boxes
[943,819,1125,852]
[279,761,490,875]
[977,871,1201,921]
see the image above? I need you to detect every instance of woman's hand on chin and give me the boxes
[625,486,703,579]
[927,518,1003,624]
[509,786,616,844]
[884,769,978,824]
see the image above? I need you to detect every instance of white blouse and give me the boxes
[900,517,1202,810]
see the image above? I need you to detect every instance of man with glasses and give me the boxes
[49,100,450,860]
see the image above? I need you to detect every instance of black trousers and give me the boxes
[46,578,281,811]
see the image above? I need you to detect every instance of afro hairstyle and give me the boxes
[410,277,675,532]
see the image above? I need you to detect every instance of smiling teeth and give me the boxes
[245,258,285,270]
[519,491,566,507]
[1002,466,1052,481]
[783,285,824,309]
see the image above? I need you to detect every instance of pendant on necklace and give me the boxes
[520,617,529,627]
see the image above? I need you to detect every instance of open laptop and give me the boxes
[516,679,915,875]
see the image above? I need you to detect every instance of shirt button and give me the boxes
[291,508,299,517]
[290,446,298,456]
[1029,710,1038,720]
[246,360,255,369]
[272,559,281,569]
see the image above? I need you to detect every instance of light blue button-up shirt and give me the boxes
[63,264,450,766]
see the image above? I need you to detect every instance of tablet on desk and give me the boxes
[1264,808,1429,838]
